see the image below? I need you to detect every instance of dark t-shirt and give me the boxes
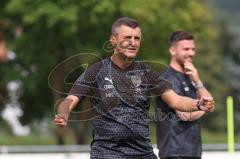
[155,67,202,158]
[69,58,172,159]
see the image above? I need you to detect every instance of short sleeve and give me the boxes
[150,77,172,96]
[146,66,173,96]
[69,61,102,99]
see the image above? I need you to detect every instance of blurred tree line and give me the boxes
[207,0,240,135]
[0,0,238,144]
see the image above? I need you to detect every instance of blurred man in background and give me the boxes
[155,31,214,159]
[0,30,30,136]
[0,31,6,103]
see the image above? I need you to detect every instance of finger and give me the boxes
[54,119,67,127]
[206,105,214,111]
[54,117,63,123]
[55,114,68,122]
[184,66,193,72]
[184,63,194,69]
[184,63,192,68]
[185,71,193,75]
[204,97,213,101]
[55,114,65,119]
[204,105,212,112]
[184,62,194,67]
[202,97,213,102]
[54,118,62,123]
[56,123,66,127]
[55,115,61,120]
[199,105,208,111]
[205,101,213,105]
[54,118,66,123]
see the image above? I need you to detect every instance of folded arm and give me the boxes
[161,90,214,112]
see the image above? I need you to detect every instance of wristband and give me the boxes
[195,82,204,90]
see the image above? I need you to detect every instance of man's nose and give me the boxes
[188,49,195,56]
[129,37,136,46]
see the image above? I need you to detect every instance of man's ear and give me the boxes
[110,35,116,47]
[169,46,175,56]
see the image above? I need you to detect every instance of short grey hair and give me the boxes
[111,17,140,35]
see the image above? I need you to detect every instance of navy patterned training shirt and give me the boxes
[155,66,202,158]
[69,58,172,159]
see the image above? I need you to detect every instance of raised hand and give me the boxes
[184,62,201,84]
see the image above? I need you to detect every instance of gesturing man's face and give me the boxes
[110,25,141,61]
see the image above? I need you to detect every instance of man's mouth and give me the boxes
[126,48,136,52]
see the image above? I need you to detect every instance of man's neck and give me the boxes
[169,60,185,73]
[110,53,133,69]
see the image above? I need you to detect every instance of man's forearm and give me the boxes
[176,111,205,121]
[161,90,199,112]
[175,95,199,112]
[57,98,73,116]
[54,95,79,128]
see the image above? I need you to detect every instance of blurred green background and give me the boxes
[0,0,240,145]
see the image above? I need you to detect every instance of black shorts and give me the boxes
[91,153,158,159]
[139,153,158,159]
